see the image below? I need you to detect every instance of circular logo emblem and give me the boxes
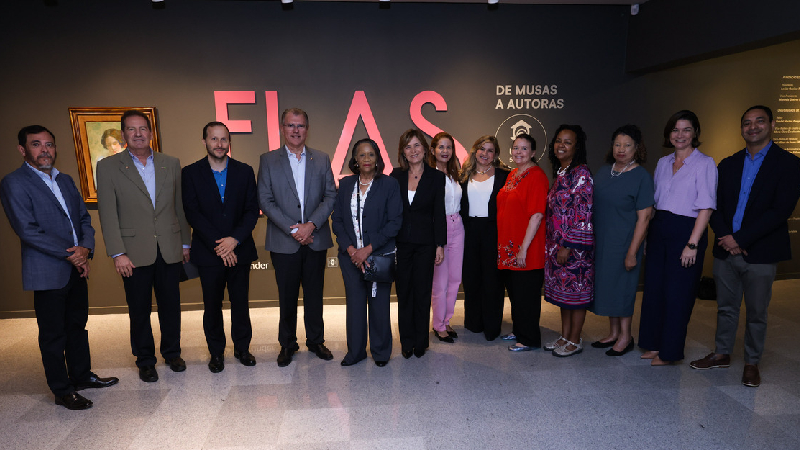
[494,114,547,164]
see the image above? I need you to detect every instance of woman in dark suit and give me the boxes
[391,129,446,358]
[460,135,510,341]
[332,138,403,367]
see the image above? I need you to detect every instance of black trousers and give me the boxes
[395,242,436,352]
[462,217,505,340]
[339,252,393,363]
[271,246,326,349]
[197,263,253,357]
[33,267,92,396]
[122,247,182,367]
[639,211,707,361]
[501,268,543,348]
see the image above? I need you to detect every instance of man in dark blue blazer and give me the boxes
[182,122,259,373]
[1,125,118,410]
[691,106,800,387]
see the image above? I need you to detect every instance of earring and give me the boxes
[354,163,359,168]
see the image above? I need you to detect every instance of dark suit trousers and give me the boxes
[122,247,182,367]
[395,242,435,352]
[271,246,326,349]
[339,255,393,363]
[198,263,253,357]
[639,211,706,361]
[501,268,543,348]
[462,217,505,340]
[33,267,92,396]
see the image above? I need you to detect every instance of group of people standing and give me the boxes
[2,104,798,411]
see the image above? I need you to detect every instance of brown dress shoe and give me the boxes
[689,352,731,369]
[742,364,761,387]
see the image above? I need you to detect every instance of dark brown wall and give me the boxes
[1,0,799,317]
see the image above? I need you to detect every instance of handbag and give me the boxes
[356,185,396,283]
[362,253,395,283]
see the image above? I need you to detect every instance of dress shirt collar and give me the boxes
[25,162,59,181]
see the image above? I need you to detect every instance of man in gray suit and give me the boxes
[97,110,191,383]
[257,108,337,367]
[1,125,118,410]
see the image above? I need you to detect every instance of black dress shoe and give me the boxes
[233,350,256,366]
[446,329,458,339]
[73,373,119,390]
[401,349,413,359]
[277,346,296,367]
[307,343,334,361]
[414,348,425,358]
[341,359,358,367]
[434,330,454,343]
[375,360,387,367]
[208,355,224,373]
[606,339,635,357]
[138,366,158,382]
[165,357,186,372]
[591,339,617,349]
[55,392,93,410]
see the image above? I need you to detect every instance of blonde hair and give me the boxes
[459,135,509,183]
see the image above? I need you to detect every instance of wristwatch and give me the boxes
[686,243,697,250]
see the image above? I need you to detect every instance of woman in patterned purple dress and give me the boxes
[544,125,594,357]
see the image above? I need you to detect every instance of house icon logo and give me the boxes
[495,114,547,164]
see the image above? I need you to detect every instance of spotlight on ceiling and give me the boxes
[282,0,294,11]
[152,0,165,10]
[631,3,640,15]
[488,0,499,11]
[379,0,390,10]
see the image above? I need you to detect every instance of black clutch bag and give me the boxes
[362,253,395,283]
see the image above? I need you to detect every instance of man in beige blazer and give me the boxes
[96,110,191,383]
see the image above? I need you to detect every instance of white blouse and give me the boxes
[350,181,372,248]
[443,175,462,215]
[467,176,494,218]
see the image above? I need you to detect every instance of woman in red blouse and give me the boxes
[496,133,549,351]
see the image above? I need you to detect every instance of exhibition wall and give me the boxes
[1,0,799,317]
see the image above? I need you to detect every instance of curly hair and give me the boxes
[548,124,588,179]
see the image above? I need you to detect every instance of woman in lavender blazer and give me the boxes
[638,110,717,366]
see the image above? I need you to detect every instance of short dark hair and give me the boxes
[281,108,309,127]
[605,124,647,165]
[18,125,55,146]
[121,110,152,131]
[663,110,701,148]
[548,124,588,178]
[397,129,429,170]
[741,105,773,123]
[513,133,538,162]
[348,138,385,178]
[100,128,124,149]
[203,121,230,140]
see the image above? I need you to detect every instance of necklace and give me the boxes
[409,168,423,179]
[359,177,373,186]
[557,166,568,176]
[476,166,492,175]
[610,160,635,177]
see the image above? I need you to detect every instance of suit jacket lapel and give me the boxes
[153,153,169,211]
[303,149,313,207]
[278,149,300,202]
[21,165,65,215]
[201,157,224,208]
[119,151,152,202]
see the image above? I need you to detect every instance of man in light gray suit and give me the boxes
[258,108,337,367]
[1,125,118,410]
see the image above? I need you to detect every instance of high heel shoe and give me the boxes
[434,330,454,343]
[402,349,413,359]
[446,328,458,338]
[605,339,634,356]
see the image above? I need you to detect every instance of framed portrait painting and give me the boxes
[68,107,160,202]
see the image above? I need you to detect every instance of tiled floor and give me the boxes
[2,280,800,449]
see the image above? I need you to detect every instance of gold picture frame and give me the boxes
[68,107,160,202]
